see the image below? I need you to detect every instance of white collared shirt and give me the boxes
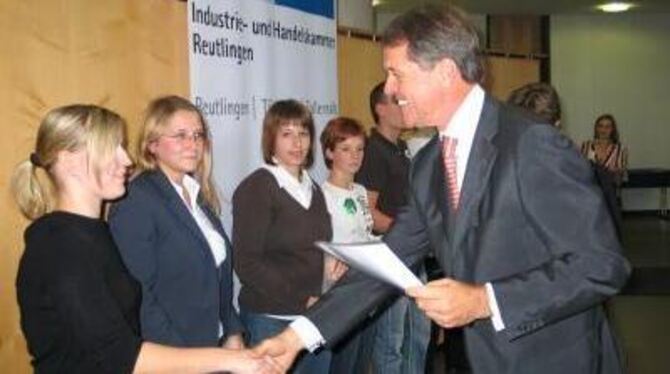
[439,84,505,332]
[439,84,484,190]
[263,163,314,209]
[170,174,227,267]
[170,174,227,337]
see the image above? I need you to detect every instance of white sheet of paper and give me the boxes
[315,241,423,289]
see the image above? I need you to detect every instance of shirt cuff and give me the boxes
[485,282,505,331]
[289,317,325,352]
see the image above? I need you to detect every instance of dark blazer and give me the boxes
[306,95,631,373]
[109,169,243,347]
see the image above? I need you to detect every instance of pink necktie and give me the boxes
[442,136,460,211]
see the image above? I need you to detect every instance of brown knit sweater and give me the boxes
[233,168,332,314]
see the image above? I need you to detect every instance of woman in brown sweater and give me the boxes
[233,99,332,373]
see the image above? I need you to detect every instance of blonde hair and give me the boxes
[11,105,126,220]
[136,95,221,214]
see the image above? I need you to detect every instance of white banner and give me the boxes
[188,0,338,227]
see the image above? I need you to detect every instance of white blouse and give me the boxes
[171,174,227,267]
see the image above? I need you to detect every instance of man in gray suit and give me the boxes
[256,5,630,373]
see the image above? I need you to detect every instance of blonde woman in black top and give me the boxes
[11,104,279,373]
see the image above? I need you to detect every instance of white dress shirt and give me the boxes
[171,174,227,266]
[263,163,314,209]
[437,84,504,332]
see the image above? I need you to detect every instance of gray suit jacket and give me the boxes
[109,170,243,347]
[306,95,630,373]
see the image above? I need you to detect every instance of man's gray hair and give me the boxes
[382,4,484,84]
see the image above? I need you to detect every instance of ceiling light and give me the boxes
[598,2,635,13]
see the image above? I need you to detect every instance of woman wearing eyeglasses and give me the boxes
[109,96,244,349]
[319,117,377,374]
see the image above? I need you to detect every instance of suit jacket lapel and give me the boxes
[199,197,232,252]
[147,170,216,264]
[452,95,499,252]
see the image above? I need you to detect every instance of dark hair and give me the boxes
[507,82,562,126]
[262,99,315,168]
[369,81,388,125]
[593,114,620,144]
[320,117,366,169]
[382,4,484,84]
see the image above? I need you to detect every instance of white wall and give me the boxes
[552,13,670,211]
[552,13,670,169]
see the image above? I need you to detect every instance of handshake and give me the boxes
[233,277,491,373]
[222,328,304,374]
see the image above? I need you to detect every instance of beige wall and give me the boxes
[484,57,541,101]
[0,1,189,371]
[337,33,384,129]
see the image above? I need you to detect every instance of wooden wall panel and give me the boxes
[484,56,541,101]
[337,34,384,129]
[488,15,543,55]
[0,1,188,371]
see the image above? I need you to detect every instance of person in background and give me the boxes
[404,126,438,158]
[233,99,332,373]
[507,82,561,127]
[319,116,376,373]
[508,83,623,238]
[359,81,410,234]
[11,104,278,373]
[581,114,628,186]
[109,96,244,349]
[357,81,431,374]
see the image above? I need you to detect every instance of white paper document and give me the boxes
[315,241,423,289]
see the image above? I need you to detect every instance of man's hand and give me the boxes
[221,348,283,374]
[325,257,348,283]
[252,328,305,372]
[222,333,245,350]
[405,278,491,328]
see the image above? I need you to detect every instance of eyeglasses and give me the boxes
[162,131,207,144]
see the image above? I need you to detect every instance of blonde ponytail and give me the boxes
[10,104,126,220]
[11,159,56,220]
